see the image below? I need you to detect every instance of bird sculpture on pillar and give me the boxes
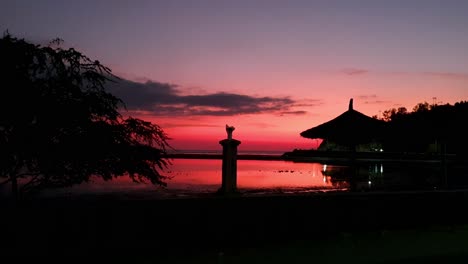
[226,124,235,140]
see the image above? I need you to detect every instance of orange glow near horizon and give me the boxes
[123,71,467,152]
[127,107,343,151]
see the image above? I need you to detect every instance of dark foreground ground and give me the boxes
[3,190,468,263]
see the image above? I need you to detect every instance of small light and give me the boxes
[323,164,327,172]
[380,149,383,152]
[368,181,372,185]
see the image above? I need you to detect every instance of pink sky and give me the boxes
[2,1,468,151]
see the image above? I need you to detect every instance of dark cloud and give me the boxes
[292,99,323,108]
[107,79,179,109]
[159,123,220,129]
[107,78,301,116]
[279,111,308,115]
[341,68,369,75]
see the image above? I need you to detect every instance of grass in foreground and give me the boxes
[151,225,468,264]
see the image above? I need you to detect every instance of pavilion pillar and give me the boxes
[218,125,241,194]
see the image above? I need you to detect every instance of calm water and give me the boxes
[39,159,346,197]
[164,159,343,191]
[2,158,466,198]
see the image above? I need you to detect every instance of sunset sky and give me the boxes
[2,0,468,151]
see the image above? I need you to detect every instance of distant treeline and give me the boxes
[374,101,468,155]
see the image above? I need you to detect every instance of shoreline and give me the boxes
[8,184,468,204]
[33,187,468,201]
[167,152,458,165]
[167,153,284,160]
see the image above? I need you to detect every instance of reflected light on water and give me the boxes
[8,159,468,198]
[36,159,346,196]
[166,159,337,190]
[0,159,358,199]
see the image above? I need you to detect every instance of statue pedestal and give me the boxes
[218,138,241,194]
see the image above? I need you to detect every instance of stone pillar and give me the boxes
[218,125,241,194]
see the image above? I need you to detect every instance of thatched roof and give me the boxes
[300,99,386,146]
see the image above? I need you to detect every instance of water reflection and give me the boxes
[3,159,344,198]
[3,158,466,198]
[321,163,384,191]
[320,161,464,192]
[166,159,340,191]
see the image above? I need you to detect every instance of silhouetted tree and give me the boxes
[412,101,430,113]
[0,33,171,200]
[377,100,468,154]
[381,107,408,122]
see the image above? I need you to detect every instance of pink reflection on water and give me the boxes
[29,159,347,198]
[165,159,340,191]
[237,160,332,188]
[165,159,222,190]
